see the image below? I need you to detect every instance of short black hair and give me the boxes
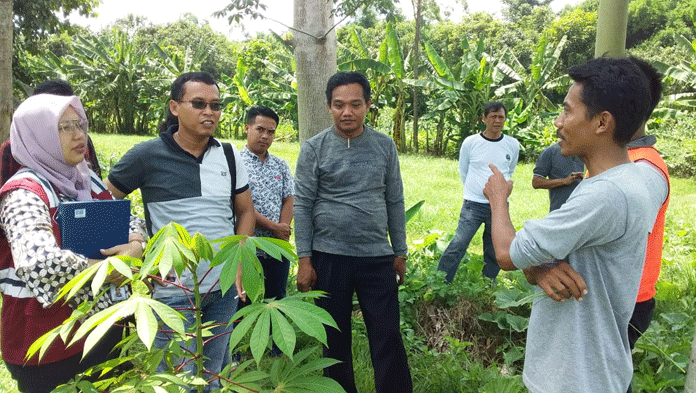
[325,71,371,104]
[567,57,650,146]
[33,79,74,96]
[629,56,662,119]
[483,101,507,117]
[160,72,219,133]
[246,106,279,126]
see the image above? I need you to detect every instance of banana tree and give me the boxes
[339,22,411,152]
[655,34,696,112]
[494,34,568,127]
[406,36,503,156]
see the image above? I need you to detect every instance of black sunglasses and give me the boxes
[181,100,224,112]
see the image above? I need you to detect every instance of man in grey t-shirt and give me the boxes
[294,71,412,393]
[532,142,584,211]
[483,58,667,392]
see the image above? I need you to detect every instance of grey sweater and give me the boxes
[294,125,407,259]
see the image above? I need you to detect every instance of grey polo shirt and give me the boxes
[108,125,249,298]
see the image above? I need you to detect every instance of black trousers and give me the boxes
[6,324,124,393]
[312,251,412,393]
[628,298,656,350]
[626,298,656,393]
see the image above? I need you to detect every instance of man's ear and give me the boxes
[595,111,615,138]
[169,100,179,117]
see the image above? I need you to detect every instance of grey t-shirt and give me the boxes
[294,126,407,258]
[533,143,585,211]
[511,162,667,393]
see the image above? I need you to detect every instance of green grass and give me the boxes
[1,133,694,392]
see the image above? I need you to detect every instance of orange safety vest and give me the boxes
[628,146,670,302]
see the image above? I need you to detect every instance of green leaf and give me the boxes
[134,302,159,350]
[227,308,263,353]
[423,40,454,80]
[283,376,345,392]
[144,297,186,336]
[82,312,123,358]
[108,256,134,280]
[91,260,110,296]
[250,309,271,364]
[385,22,405,79]
[192,232,214,261]
[405,200,425,223]
[269,306,296,356]
[275,299,337,346]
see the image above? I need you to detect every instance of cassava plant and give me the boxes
[26,222,344,393]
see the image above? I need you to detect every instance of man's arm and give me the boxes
[385,142,407,285]
[105,179,128,199]
[482,164,516,270]
[234,189,256,237]
[253,195,293,241]
[458,140,470,186]
[524,262,587,301]
[294,144,318,292]
[531,174,581,190]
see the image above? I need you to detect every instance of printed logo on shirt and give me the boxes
[221,171,228,176]
[274,175,281,180]
[506,154,511,161]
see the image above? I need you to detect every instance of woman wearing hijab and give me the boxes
[0,94,147,393]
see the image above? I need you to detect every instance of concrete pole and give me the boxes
[594,0,629,58]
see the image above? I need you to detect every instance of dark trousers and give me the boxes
[628,298,656,350]
[626,298,656,393]
[6,325,124,393]
[312,251,412,393]
[259,255,290,300]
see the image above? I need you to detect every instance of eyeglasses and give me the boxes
[180,100,224,112]
[58,119,88,135]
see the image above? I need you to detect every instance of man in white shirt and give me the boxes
[437,101,519,282]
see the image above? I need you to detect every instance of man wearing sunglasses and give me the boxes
[105,72,255,391]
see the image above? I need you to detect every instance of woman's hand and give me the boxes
[101,241,144,260]
[94,241,143,286]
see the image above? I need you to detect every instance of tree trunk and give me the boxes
[392,91,406,152]
[294,0,336,144]
[687,326,696,393]
[0,0,12,142]
[434,111,445,156]
[412,0,421,153]
[594,0,629,58]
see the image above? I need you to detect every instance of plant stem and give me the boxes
[190,267,206,393]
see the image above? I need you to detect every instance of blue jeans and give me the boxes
[437,200,499,282]
[154,288,238,392]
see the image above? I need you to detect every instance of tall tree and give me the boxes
[1,0,98,141]
[293,0,336,142]
[501,0,552,21]
[216,0,397,143]
[688,328,696,392]
[411,0,422,153]
[0,0,11,141]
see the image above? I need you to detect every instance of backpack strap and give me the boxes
[222,142,237,227]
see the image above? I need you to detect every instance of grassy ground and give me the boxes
[1,133,694,392]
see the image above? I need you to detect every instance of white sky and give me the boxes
[68,0,582,40]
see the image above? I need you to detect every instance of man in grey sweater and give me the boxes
[294,71,412,393]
